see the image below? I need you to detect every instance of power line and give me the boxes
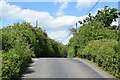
[69,0,101,36]
[78,0,101,23]
[74,0,101,34]
[86,0,101,15]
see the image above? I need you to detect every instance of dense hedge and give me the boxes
[2,41,33,80]
[67,21,119,78]
[1,22,65,80]
[81,39,119,78]
[67,21,118,58]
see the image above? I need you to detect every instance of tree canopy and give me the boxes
[78,6,120,27]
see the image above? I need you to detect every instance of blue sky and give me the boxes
[0,0,119,44]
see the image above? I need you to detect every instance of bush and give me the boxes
[1,22,65,80]
[76,21,118,55]
[2,41,34,80]
[68,21,118,57]
[1,22,63,57]
[67,47,75,58]
[81,39,120,78]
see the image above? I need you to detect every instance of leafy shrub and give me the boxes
[82,39,119,78]
[1,22,65,80]
[76,21,118,55]
[68,21,118,57]
[2,22,64,57]
[2,41,34,80]
[67,47,75,58]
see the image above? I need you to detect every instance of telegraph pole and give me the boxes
[36,20,38,27]
[76,22,78,33]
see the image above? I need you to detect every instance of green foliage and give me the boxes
[60,45,68,57]
[2,41,33,80]
[1,21,65,80]
[2,22,63,57]
[82,39,119,78]
[67,47,75,58]
[67,6,120,78]
[79,6,120,27]
[68,21,118,57]
[94,6,120,27]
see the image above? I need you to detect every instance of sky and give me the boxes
[0,0,119,44]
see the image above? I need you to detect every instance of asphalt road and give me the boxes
[22,58,113,78]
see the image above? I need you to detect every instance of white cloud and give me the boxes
[111,22,118,26]
[1,1,53,26]
[48,30,73,44]
[55,0,98,17]
[55,0,97,16]
[111,18,120,26]
[62,34,73,45]
[76,0,98,10]
[55,1,68,16]
[0,1,86,44]
[48,31,68,39]
[0,1,84,29]
[48,16,83,28]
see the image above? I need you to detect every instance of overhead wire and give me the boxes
[77,0,101,25]
[68,0,101,37]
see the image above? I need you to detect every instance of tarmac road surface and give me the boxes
[22,58,114,78]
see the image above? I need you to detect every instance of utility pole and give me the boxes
[76,22,78,33]
[36,20,38,27]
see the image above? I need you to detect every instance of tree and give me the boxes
[78,6,120,27]
[95,6,120,27]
